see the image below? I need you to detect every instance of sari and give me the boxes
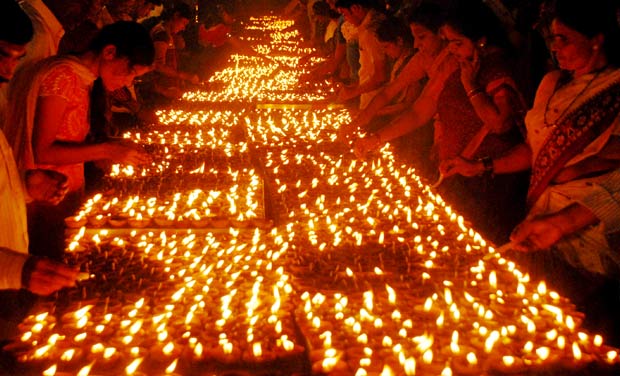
[434,50,528,243]
[2,55,96,191]
[2,56,96,260]
[523,67,620,276]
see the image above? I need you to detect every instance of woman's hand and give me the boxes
[459,49,480,90]
[353,134,382,158]
[439,156,483,177]
[23,257,79,296]
[105,142,151,166]
[509,216,565,252]
[25,169,69,205]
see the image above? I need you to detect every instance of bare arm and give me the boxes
[467,83,522,134]
[459,51,523,134]
[33,96,111,165]
[375,80,440,143]
[33,96,150,166]
[308,41,346,79]
[510,203,598,252]
[348,56,426,130]
[440,143,532,177]
[492,143,533,173]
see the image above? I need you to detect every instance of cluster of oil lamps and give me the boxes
[9,15,619,376]
[181,18,333,105]
[64,108,266,230]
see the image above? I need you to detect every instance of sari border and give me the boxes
[527,80,620,207]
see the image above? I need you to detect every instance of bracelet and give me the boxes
[479,156,494,175]
[467,87,484,99]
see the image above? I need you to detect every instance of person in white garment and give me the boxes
[0,0,78,295]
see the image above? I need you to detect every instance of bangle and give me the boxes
[467,87,484,99]
[479,156,494,175]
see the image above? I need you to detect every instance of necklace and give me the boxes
[543,68,605,128]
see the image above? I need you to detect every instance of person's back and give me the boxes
[17,0,64,68]
[0,0,78,300]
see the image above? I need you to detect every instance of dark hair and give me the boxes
[89,21,155,67]
[161,1,193,21]
[442,0,512,51]
[335,0,383,11]
[147,0,163,5]
[313,1,339,19]
[406,2,444,33]
[552,0,620,66]
[0,0,34,45]
[376,16,414,46]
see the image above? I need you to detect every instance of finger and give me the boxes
[29,271,73,295]
[509,223,533,246]
[473,49,480,67]
[37,259,79,280]
[510,241,532,252]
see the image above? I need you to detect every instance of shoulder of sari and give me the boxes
[526,68,620,207]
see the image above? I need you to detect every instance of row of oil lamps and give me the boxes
[10,15,619,376]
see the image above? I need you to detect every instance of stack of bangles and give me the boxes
[467,87,485,99]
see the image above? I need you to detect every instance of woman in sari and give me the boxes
[3,21,154,260]
[442,0,620,344]
[341,2,449,179]
[354,1,528,243]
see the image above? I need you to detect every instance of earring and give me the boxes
[478,42,485,49]
[593,45,600,51]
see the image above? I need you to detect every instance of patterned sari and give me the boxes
[527,68,620,207]
[523,67,620,276]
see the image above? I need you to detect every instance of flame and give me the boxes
[60,349,75,361]
[42,364,57,376]
[404,358,416,375]
[466,352,477,365]
[165,359,178,374]
[252,342,262,357]
[125,358,143,375]
[572,342,582,360]
[77,362,94,376]
[163,342,175,355]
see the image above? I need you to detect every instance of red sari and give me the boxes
[434,51,528,243]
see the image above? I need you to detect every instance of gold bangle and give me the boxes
[467,87,484,98]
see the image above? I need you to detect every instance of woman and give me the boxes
[373,17,416,118]
[355,1,527,243]
[137,2,198,103]
[341,2,448,134]
[3,21,154,260]
[341,3,448,178]
[442,0,620,345]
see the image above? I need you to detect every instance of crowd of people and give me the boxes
[298,0,620,344]
[0,0,618,347]
[0,0,244,335]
